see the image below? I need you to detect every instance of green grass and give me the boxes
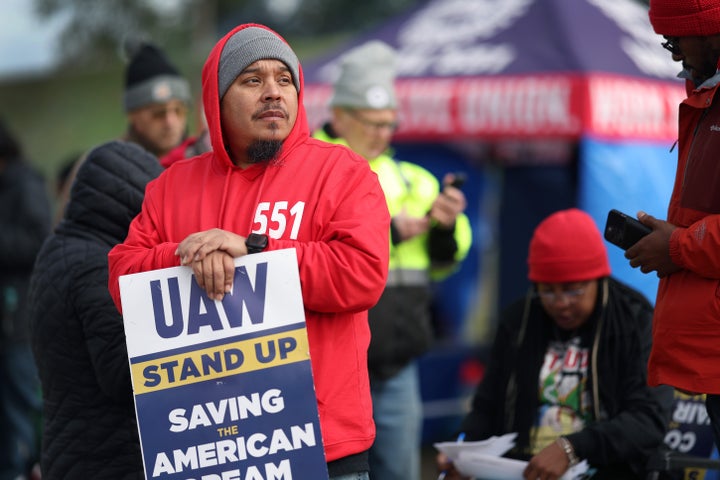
[1,67,129,179]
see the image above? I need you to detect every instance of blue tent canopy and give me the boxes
[304,0,679,81]
[303,0,684,143]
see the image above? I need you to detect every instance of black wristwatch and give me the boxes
[245,233,268,254]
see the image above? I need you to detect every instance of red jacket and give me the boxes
[649,77,720,395]
[108,24,390,462]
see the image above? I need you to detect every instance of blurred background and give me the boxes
[5,0,696,461]
[0,0,427,179]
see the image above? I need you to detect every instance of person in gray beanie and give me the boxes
[107,23,390,480]
[313,40,472,480]
[122,40,192,159]
[328,40,397,111]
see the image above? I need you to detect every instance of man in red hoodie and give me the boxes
[108,24,390,480]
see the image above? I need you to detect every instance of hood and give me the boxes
[201,23,310,169]
[62,140,163,245]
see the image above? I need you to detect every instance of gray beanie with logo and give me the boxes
[218,27,300,99]
[329,40,397,110]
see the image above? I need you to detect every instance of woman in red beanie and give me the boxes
[437,209,672,480]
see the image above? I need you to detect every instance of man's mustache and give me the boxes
[252,104,287,120]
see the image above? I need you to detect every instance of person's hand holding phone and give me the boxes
[624,211,681,278]
[429,172,467,229]
[604,209,651,250]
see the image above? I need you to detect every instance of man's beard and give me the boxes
[246,139,283,165]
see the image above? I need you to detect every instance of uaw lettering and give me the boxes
[151,262,267,339]
[120,250,329,480]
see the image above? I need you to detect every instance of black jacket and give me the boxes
[0,159,51,344]
[459,277,673,479]
[28,141,162,479]
[367,224,458,381]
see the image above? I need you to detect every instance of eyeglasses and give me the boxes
[345,109,399,133]
[535,288,587,304]
[661,36,681,56]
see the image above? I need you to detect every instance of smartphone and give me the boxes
[604,209,652,250]
[449,172,467,189]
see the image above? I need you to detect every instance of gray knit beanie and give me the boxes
[330,40,397,109]
[218,27,300,99]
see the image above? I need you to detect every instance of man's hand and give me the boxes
[435,452,470,480]
[176,228,247,264]
[393,209,430,241]
[187,250,236,301]
[175,228,249,300]
[625,211,681,278]
[429,174,467,229]
[523,441,569,480]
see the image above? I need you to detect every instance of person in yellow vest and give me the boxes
[313,40,472,480]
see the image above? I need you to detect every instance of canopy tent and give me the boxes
[302,0,691,445]
[303,0,685,318]
[303,0,684,142]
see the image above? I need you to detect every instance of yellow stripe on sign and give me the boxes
[130,329,310,394]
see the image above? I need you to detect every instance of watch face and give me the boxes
[247,233,268,253]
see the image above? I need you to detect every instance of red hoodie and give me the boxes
[108,24,390,463]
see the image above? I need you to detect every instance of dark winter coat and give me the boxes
[28,141,162,479]
[0,159,51,344]
[460,277,674,479]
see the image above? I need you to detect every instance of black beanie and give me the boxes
[123,42,191,112]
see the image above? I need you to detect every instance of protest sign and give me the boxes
[120,248,328,480]
[664,391,719,480]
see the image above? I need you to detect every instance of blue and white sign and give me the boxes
[119,249,328,480]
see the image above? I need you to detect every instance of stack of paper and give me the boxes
[434,433,589,480]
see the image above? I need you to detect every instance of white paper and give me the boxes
[434,432,589,480]
[455,452,588,480]
[434,432,517,461]
[455,452,526,479]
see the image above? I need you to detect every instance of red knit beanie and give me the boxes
[649,0,720,37]
[527,209,611,284]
